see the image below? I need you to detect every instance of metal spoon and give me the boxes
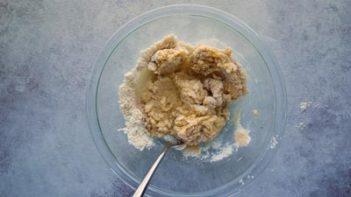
[132,140,183,197]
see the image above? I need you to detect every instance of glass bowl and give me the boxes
[87,4,286,197]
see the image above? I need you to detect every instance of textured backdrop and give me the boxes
[1,0,351,196]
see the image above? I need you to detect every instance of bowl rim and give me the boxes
[87,4,287,197]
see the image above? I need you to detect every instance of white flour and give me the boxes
[270,136,278,149]
[118,69,155,151]
[233,111,251,148]
[296,122,306,130]
[210,143,235,162]
[252,109,260,116]
[299,101,312,112]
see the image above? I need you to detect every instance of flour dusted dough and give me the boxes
[131,35,247,146]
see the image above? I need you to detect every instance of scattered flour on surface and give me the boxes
[210,144,235,162]
[182,141,233,162]
[247,175,255,179]
[182,149,201,158]
[296,122,306,130]
[299,101,312,112]
[118,70,155,151]
[297,100,317,131]
[239,179,245,185]
[252,109,260,116]
[211,141,223,150]
[233,111,251,148]
[270,136,278,149]
[299,100,322,112]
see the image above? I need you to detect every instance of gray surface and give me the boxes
[1,0,350,196]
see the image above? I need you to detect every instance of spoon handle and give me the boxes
[132,144,171,197]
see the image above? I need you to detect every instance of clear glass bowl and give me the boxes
[87,4,286,197]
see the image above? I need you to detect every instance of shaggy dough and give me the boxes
[136,35,247,146]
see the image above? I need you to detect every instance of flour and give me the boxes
[233,111,251,148]
[270,136,278,149]
[239,179,245,185]
[210,143,235,162]
[299,101,312,112]
[252,109,260,116]
[296,122,306,130]
[118,70,155,151]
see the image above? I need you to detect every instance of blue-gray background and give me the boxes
[1,0,350,196]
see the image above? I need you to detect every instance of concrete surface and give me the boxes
[1,0,351,196]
